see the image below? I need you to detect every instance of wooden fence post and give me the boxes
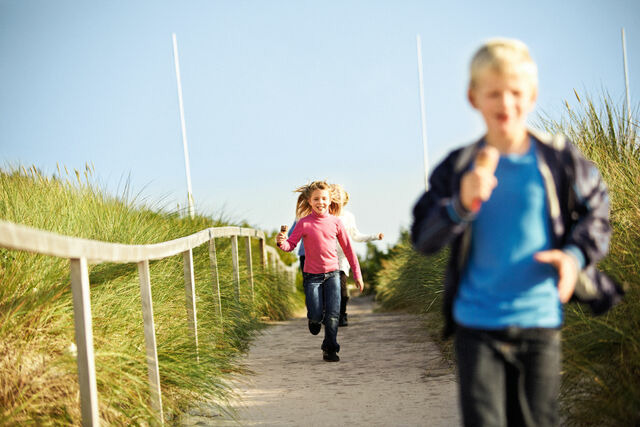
[70,257,100,426]
[208,235,224,332]
[137,260,164,424]
[244,236,254,302]
[182,249,199,358]
[230,235,240,300]
[0,222,303,425]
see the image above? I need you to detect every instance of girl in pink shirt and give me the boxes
[277,181,363,362]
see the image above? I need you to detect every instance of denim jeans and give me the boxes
[455,326,561,427]
[303,270,341,353]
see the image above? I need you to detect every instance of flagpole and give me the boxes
[416,34,429,192]
[621,28,632,126]
[172,33,195,218]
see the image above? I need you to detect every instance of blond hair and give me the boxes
[329,184,349,216]
[294,180,332,218]
[469,38,538,91]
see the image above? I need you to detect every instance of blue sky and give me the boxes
[1,0,639,255]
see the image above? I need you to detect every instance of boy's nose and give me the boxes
[500,92,515,107]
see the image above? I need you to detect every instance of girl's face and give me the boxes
[309,189,330,215]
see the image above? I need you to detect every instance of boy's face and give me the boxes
[468,68,537,140]
[309,189,330,215]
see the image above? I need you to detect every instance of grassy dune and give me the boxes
[375,94,639,426]
[0,166,301,424]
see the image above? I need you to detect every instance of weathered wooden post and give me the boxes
[208,233,224,332]
[182,249,199,358]
[137,259,164,424]
[70,257,100,426]
[230,235,240,300]
[244,236,254,302]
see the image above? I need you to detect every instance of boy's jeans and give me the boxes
[303,270,341,353]
[455,326,561,427]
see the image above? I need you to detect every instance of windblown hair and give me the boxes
[469,38,538,91]
[294,180,332,218]
[329,184,349,216]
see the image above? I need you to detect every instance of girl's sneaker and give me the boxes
[308,320,321,335]
[323,350,340,362]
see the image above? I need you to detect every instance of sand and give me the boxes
[181,295,461,426]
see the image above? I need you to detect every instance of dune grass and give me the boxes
[374,93,639,426]
[0,166,301,424]
[539,92,639,426]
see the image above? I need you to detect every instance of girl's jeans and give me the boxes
[303,270,341,353]
[455,326,561,427]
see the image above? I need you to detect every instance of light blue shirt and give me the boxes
[454,140,562,329]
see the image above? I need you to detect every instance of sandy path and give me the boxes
[183,295,461,426]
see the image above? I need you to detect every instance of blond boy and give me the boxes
[411,39,620,426]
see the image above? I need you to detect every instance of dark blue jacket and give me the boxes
[411,130,623,338]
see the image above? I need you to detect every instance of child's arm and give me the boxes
[287,220,296,237]
[277,222,302,252]
[411,147,477,255]
[561,143,612,266]
[336,221,364,291]
[535,141,613,303]
[344,213,383,242]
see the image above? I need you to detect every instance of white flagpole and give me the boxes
[416,34,429,192]
[172,33,195,218]
[621,28,632,126]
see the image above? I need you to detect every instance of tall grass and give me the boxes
[0,166,300,424]
[374,239,452,357]
[375,93,639,426]
[539,92,639,426]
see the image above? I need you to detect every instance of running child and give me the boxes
[277,180,364,362]
[411,38,621,426]
[330,184,383,326]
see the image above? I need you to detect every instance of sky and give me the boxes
[1,0,639,256]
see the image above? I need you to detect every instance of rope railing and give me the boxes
[0,220,298,426]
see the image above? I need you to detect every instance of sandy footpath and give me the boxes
[182,295,461,426]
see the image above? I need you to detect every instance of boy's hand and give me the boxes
[460,146,500,212]
[355,278,364,292]
[460,169,498,211]
[534,249,579,303]
[377,233,384,240]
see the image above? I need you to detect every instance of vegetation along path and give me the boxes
[183,295,460,426]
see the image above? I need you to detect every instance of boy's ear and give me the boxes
[468,88,478,109]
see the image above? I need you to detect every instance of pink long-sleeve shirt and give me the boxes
[278,211,362,282]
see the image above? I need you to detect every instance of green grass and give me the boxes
[375,93,639,426]
[373,239,453,359]
[0,165,301,424]
[540,92,639,426]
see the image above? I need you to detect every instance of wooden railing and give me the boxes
[0,220,298,426]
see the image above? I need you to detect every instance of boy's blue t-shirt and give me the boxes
[453,139,562,329]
